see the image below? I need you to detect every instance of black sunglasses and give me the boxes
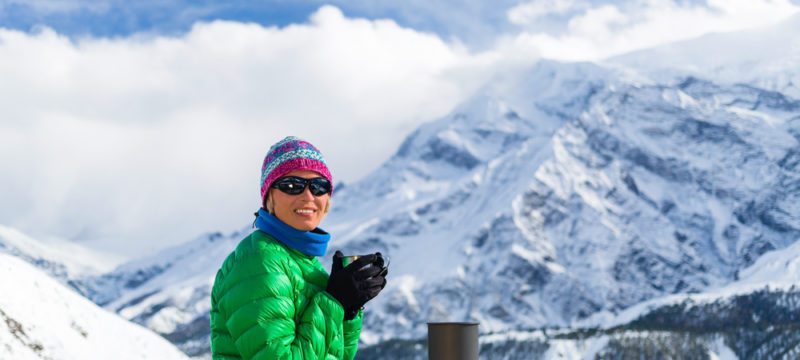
[271,176,332,196]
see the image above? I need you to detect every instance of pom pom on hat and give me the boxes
[260,136,333,206]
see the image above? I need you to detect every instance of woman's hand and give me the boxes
[327,250,388,320]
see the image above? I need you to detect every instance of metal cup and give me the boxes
[341,254,390,274]
[427,322,479,360]
[378,255,390,276]
[341,255,361,267]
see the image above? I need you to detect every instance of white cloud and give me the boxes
[505,0,800,61]
[0,5,499,257]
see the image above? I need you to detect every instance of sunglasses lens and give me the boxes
[308,178,332,196]
[274,177,306,195]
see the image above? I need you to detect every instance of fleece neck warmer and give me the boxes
[254,208,330,257]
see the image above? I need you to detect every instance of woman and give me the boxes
[210,136,387,360]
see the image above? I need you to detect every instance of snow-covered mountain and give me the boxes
[77,228,247,357]
[328,57,800,341]
[0,225,117,285]
[3,14,800,360]
[0,251,190,360]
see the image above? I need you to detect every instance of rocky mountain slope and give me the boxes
[357,239,800,359]
[328,58,800,342]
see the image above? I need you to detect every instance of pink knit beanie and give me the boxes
[260,136,333,206]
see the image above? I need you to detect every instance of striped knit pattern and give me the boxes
[260,136,333,204]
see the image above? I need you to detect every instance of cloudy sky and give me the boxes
[1,0,798,259]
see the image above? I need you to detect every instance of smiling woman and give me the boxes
[209,136,388,359]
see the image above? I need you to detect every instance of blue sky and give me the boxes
[1,1,322,37]
[0,0,516,45]
[5,0,800,61]
[10,0,798,49]
[1,0,799,259]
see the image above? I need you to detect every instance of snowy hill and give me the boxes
[0,224,241,357]
[77,228,247,357]
[0,251,189,360]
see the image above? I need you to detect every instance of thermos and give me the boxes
[427,322,479,360]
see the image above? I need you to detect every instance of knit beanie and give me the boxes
[260,136,333,206]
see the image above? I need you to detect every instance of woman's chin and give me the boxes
[288,219,318,231]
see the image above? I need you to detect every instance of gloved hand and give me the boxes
[327,250,388,320]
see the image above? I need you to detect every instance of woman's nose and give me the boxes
[300,186,315,199]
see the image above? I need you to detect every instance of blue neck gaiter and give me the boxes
[254,208,330,257]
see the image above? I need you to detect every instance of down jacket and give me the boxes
[210,230,362,359]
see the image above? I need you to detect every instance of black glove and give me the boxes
[327,250,388,320]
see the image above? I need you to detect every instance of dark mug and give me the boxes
[342,254,390,275]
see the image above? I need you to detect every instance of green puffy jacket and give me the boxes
[210,230,362,359]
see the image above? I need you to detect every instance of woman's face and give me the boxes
[268,170,330,231]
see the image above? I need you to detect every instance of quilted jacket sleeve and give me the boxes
[210,267,242,359]
[213,239,360,360]
[342,310,363,360]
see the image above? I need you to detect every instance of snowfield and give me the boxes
[0,252,189,360]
